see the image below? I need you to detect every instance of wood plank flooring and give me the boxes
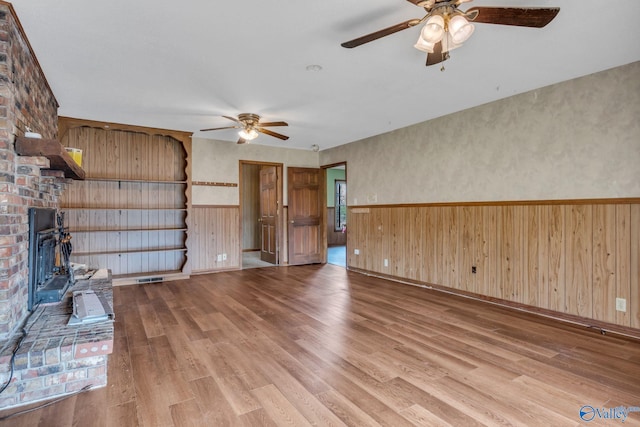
[2,264,640,426]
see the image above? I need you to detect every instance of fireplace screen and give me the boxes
[27,208,72,311]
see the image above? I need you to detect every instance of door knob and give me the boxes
[290,220,295,224]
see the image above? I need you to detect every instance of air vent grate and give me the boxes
[136,277,164,284]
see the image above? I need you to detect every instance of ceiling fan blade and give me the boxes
[237,138,247,144]
[200,125,238,132]
[258,121,288,127]
[222,115,241,123]
[466,7,560,28]
[425,41,448,66]
[341,19,421,48]
[257,127,289,141]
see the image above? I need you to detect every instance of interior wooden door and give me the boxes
[287,167,323,265]
[259,165,278,264]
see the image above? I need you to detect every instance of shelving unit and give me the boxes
[58,117,192,285]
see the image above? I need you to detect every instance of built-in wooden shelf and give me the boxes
[58,117,191,282]
[62,207,187,211]
[15,136,86,180]
[73,247,187,257]
[70,227,188,233]
[85,177,187,184]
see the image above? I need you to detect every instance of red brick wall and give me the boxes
[0,5,113,411]
[0,3,59,139]
[0,2,63,340]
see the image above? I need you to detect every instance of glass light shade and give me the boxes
[449,15,474,44]
[440,32,463,53]
[238,128,259,140]
[421,15,445,43]
[414,36,436,53]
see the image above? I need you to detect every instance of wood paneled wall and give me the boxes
[347,201,640,329]
[59,119,192,283]
[190,206,240,273]
[190,205,290,272]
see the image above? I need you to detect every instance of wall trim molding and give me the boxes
[351,197,640,209]
[193,204,239,208]
[58,116,193,142]
[193,181,238,187]
[348,267,640,341]
[192,267,240,275]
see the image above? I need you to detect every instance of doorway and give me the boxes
[323,162,347,267]
[240,161,283,269]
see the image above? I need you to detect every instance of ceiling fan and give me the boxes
[200,113,289,144]
[341,0,560,67]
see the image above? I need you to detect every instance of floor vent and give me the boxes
[136,277,164,284]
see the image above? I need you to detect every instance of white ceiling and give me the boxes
[10,0,640,151]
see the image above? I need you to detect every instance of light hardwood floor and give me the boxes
[2,264,640,426]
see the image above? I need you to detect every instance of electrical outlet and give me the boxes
[217,254,222,262]
[384,259,388,267]
[616,298,627,312]
[222,253,227,261]
[472,266,477,274]
[354,249,360,255]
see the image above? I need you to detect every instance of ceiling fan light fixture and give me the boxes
[441,32,464,53]
[448,15,474,44]
[238,128,259,141]
[421,15,445,43]
[414,35,436,53]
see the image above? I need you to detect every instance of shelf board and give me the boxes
[61,207,187,211]
[72,247,187,256]
[70,227,187,233]
[84,177,187,184]
[15,136,86,180]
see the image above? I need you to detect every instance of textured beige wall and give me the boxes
[191,137,319,205]
[321,62,640,205]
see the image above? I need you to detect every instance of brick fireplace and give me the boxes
[0,0,61,343]
[0,2,113,410]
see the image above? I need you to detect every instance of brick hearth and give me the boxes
[0,272,114,409]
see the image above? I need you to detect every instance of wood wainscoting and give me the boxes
[190,206,240,273]
[347,199,640,332]
[190,205,291,273]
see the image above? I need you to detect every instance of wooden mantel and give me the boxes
[15,136,86,180]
